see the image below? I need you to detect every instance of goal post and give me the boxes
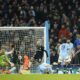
[0,27,49,60]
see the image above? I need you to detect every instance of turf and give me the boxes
[0,74,80,80]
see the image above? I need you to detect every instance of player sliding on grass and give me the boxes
[0,49,15,74]
[0,44,18,74]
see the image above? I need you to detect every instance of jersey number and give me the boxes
[61,45,65,50]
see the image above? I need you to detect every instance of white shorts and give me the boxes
[58,55,71,63]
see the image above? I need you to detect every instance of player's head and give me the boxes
[11,44,15,49]
[62,39,66,43]
[37,45,44,51]
[40,46,44,51]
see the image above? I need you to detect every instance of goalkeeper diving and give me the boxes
[0,46,15,74]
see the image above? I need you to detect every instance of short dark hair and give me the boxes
[37,45,44,51]
[11,44,15,48]
[62,39,66,43]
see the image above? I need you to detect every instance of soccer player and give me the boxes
[23,54,30,70]
[37,62,53,74]
[0,44,17,74]
[19,53,30,74]
[34,45,48,63]
[0,49,14,74]
[58,39,71,66]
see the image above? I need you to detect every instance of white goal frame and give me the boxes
[0,27,47,50]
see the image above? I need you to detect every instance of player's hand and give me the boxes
[10,62,14,67]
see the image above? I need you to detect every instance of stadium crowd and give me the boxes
[0,0,80,74]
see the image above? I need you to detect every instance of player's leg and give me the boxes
[64,56,71,66]
[3,62,16,74]
[1,62,10,74]
[58,56,64,66]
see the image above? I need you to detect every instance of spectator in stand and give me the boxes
[61,13,70,26]
[58,24,70,39]
[49,38,54,50]
[74,34,80,48]
[77,17,80,30]
[50,49,58,65]
[72,41,80,64]
[53,22,59,42]
[0,0,79,28]
[71,25,78,43]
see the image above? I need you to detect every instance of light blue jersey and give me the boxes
[59,43,69,57]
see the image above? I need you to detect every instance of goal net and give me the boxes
[0,27,46,58]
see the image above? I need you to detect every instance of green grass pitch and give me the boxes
[0,74,80,80]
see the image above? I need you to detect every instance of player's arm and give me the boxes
[5,54,14,66]
[5,48,14,55]
[71,48,75,58]
[44,50,48,57]
[58,45,60,55]
[70,44,74,57]
[5,54,10,63]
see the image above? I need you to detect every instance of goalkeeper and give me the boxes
[0,49,14,73]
